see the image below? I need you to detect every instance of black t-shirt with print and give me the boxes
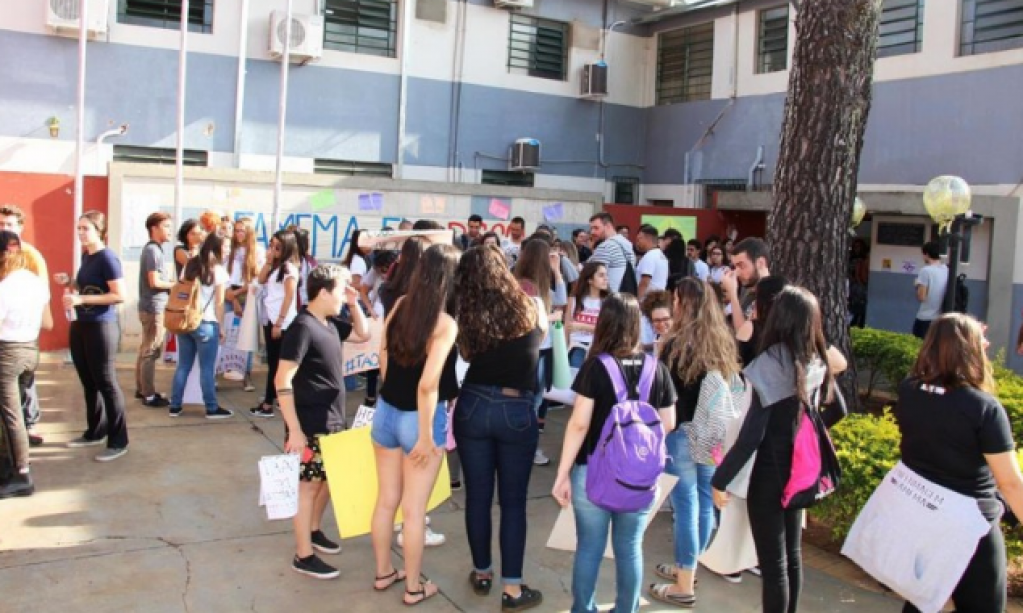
[280,311,353,436]
[896,378,1015,501]
[571,352,677,466]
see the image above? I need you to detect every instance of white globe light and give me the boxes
[851,197,866,228]
[923,176,971,232]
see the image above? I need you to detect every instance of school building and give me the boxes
[1,0,1022,367]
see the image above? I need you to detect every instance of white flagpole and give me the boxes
[271,0,294,233]
[72,0,89,270]
[174,0,191,226]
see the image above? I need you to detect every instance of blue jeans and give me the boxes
[371,397,448,454]
[666,429,716,569]
[454,384,538,585]
[569,347,587,369]
[170,322,220,413]
[570,465,654,613]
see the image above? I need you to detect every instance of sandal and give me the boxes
[403,581,438,606]
[654,563,678,581]
[374,568,406,592]
[648,583,696,608]
[469,570,492,596]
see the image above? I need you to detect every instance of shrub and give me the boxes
[850,328,921,398]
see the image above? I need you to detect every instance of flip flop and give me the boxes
[403,581,439,606]
[373,568,406,592]
[654,563,678,581]
[648,583,696,609]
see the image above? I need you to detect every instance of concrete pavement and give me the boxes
[0,359,911,612]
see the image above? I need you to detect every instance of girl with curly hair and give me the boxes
[454,245,547,611]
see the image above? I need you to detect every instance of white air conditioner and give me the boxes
[46,0,109,38]
[581,62,609,99]
[269,11,324,62]
[510,138,541,172]
[494,0,534,8]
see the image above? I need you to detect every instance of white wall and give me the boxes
[868,214,991,282]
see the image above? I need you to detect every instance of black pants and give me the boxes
[912,318,932,339]
[902,514,1006,613]
[748,476,803,613]
[69,321,128,449]
[263,323,283,405]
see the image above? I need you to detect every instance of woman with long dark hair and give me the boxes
[174,219,205,278]
[168,233,232,419]
[342,229,372,312]
[251,230,299,418]
[370,244,460,606]
[893,314,1023,613]
[454,245,547,611]
[378,237,426,318]
[736,276,789,367]
[552,293,677,613]
[56,211,130,461]
[566,262,609,368]
[712,286,833,613]
[650,278,742,607]
[225,217,264,391]
[293,227,318,310]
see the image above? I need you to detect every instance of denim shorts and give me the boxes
[371,397,449,454]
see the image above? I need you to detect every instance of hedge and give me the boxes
[811,328,1023,562]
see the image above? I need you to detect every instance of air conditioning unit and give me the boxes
[622,0,675,8]
[269,11,324,62]
[581,62,609,99]
[46,0,109,38]
[510,138,541,172]
[494,0,534,8]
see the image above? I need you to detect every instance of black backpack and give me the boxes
[954,273,969,313]
[613,240,639,296]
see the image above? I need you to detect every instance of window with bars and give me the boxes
[313,159,393,177]
[613,177,639,205]
[656,22,714,105]
[508,15,570,81]
[878,0,925,57]
[117,0,214,33]
[323,0,397,58]
[481,170,535,188]
[113,145,208,166]
[960,0,1023,56]
[757,6,789,73]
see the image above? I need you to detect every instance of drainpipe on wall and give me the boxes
[72,0,89,271]
[747,145,764,192]
[271,0,294,231]
[448,0,468,183]
[174,0,190,229]
[395,0,416,180]
[233,0,250,168]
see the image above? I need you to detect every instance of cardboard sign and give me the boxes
[258,454,300,520]
[356,229,453,252]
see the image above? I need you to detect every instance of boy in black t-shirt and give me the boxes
[276,264,370,580]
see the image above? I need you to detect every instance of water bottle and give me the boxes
[64,288,77,322]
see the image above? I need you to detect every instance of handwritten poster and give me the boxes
[344,318,383,377]
[543,202,564,222]
[217,314,249,376]
[489,198,511,221]
[258,454,300,520]
[358,193,383,212]
[310,190,336,212]
[420,195,446,215]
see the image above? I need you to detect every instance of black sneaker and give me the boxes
[249,405,275,418]
[450,480,462,491]
[502,585,543,612]
[168,406,183,418]
[206,408,234,420]
[134,391,145,400]
[143,394,170,408]
[311,530,341,555]
[292,554,339,580]
[0,472,34,499]
[28,433,43,447]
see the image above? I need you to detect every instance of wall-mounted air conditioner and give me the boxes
[46,0,109,38]
[269,11,324,62]
[623,0,675,8]
[494,0,534,9]
[510,138,541,171]
[581,62,609,99]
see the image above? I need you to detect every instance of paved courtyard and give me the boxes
[0,357,921,612]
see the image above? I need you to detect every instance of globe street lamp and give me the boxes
[850,196,866,235]
[922,176,982,314]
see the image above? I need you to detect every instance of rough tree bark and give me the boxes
[768,0,883,408]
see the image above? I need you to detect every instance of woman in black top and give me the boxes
[736,276,788,367]
[174,219,205,279]
[370,244,460,606]
[895,314,1023,613]
[712,287,833,613]
[454,245,547,611]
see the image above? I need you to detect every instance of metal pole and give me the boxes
[233,0,250,168]
[271,0,293,233]
[942,222,961,314]
[395,0,415,180]
[174,0,190,227]
[72,0,89,271]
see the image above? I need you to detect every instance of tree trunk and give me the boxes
[767,0,883,409]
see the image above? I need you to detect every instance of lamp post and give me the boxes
[850,196,866,234]
[922,176,981,314]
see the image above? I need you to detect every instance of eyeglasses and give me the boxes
[652,317,672,325]
[711,252,723,256]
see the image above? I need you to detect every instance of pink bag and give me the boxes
[445,401,457,451]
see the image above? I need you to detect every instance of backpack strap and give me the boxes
[636,354,657,403]
[597,354,629,403]
[598,354,656,403]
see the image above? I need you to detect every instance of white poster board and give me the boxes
[258,454,300,520]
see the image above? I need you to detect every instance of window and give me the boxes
[656,22,714,105]
[878,0,925,58]
[118,0,214,33]
[481,170,535,188]
[323,0,397,58]
[508,15,570,81]
[960,0,1023,56]
[757,6,789,73]
[113,145,208,166]
[613,177,639,204]
[313,159,393,177]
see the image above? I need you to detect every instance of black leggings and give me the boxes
[902,515,1006,613]
[263,324,282,405]
[69,321,128,449]
[747,478,803,613]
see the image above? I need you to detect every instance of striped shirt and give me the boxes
[589,234,635,292]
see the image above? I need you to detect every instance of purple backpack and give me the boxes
[586,354,668,513]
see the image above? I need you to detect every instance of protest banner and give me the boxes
[356,229,453,252]
[258,454,300,521]
[343,318,382,377]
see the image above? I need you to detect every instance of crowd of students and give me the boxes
[3,206,1023,613]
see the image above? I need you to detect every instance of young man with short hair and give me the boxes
[276,264,370,579]
[502,216,526,266]
[616,225,630,239]
[720,237,771,332]
[136,212,175,407]
[459,214,483,250]
[572,229,592,262]
[687,239,710,281]
[635,224,668,298]
[587,212,635,292]
[913,241,948,339]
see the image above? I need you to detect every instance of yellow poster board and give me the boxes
[320,426,451,539]
[641,215,698,242]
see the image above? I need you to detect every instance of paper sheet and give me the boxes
[258,454,300,520]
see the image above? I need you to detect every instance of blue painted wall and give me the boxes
[865,271,989,334]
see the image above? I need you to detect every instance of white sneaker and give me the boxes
[396,526,446,548]
[533,449,550,466]
[393,516,431,532]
